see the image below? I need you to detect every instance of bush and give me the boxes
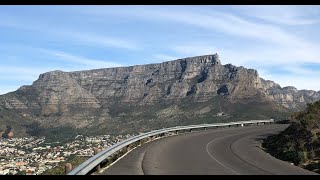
[263,100,320,173]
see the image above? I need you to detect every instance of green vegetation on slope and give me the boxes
[262,101,320,173]
[1,94,291,140]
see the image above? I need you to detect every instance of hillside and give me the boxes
[262,100,320,173]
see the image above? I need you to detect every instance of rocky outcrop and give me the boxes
[0,53,319,136]
[260,79,320,109]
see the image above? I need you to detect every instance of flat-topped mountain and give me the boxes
[1,53,319,138]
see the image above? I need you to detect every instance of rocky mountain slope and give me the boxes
[0,53,319,138]
[262,100,320,173]
[261,79,320,110]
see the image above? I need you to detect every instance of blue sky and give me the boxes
[1,5,320,95]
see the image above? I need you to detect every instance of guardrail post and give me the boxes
[65,163,72,175]
[204,127,207,130]
[94,148,102,171]
[189,129,192,132]
[241,124,244,127]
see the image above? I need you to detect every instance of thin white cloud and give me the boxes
[38,48,124,69]
[1,6,319,93]
[0,12,140,51]
[83,7,316,46]
[92,6,320,91]
[84,6,320,64]
[270,75,320,91]
[58,31,140,51]
[281,65,320,76]
[171,43,320,67]
[236,5,320,25]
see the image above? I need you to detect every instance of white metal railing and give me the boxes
[68,119,274,175]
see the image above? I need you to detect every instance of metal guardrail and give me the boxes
[68,119,274,175]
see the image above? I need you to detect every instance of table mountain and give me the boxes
[0,53,319,138]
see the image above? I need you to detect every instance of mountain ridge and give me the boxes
[0,53,319,138]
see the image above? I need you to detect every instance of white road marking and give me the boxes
[206,129,265,175]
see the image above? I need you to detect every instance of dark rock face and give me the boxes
[0,53,319,136]
[217,85,229,95]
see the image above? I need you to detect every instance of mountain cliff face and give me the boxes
[261,79,320,109]
[0,53,319,137]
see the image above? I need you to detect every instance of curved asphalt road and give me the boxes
[100,124,317,175]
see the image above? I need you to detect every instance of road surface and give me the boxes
[100,124,317,175]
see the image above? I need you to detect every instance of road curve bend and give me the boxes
[100,124,317,175]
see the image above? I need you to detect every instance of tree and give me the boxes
[16,171,26,175]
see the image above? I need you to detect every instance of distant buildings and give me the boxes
[0,133,134,175]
